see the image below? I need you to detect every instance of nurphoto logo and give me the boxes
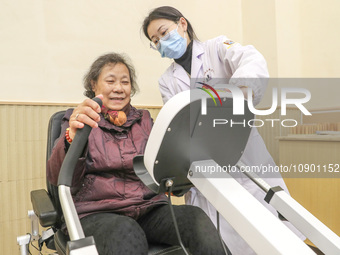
[197,83,311,128]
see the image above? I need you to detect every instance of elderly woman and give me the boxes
[46,53,228,255]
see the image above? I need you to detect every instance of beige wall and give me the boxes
[2,0,339,107]
[242,0,340,110]
[1,0,340,253]
[0,0,242,106]
[241,0,340,79]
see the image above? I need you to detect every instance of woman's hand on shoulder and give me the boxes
[68,95,103,140]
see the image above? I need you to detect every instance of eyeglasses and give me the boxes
[150,23,178,50]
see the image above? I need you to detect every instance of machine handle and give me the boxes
[58,97,102,187]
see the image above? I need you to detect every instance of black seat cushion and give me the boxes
[54,230,69,255]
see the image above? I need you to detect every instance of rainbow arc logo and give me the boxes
[197,82,223,106]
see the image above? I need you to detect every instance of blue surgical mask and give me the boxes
[158,25,187,59]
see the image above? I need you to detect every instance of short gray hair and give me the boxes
[83,53,139,98]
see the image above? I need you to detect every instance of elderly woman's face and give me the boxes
[92,63,131,111]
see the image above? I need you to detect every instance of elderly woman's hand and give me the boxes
[68,95,103,140]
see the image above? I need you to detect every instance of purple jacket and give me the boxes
[47,106,168,220]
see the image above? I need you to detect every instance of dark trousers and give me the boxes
[80,204,229,255]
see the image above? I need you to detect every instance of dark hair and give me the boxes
[83,53,139,98]
[142,6,198,41]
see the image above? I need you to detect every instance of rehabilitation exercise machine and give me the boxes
[134,88,340,255]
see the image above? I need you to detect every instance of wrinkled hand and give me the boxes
[68,95,103,140]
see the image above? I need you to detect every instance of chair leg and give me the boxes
[17,234,30,255]
[28,210,40,241]
[17,210,43,255]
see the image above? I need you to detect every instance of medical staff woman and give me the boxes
[142,6,305,255]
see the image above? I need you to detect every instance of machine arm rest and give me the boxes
[58,97,102,187]
[133,155,159,194]
[134,155,192,196]
[31,189,58,227]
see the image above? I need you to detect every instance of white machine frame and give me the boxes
[143,89,340,255]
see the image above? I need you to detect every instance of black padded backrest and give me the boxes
[46,111,66,161]
[46,110,67,228]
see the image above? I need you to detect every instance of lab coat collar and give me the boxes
[172,62,190,86]
[191,40,204,79]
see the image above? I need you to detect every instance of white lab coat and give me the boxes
[158,36,305,255]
